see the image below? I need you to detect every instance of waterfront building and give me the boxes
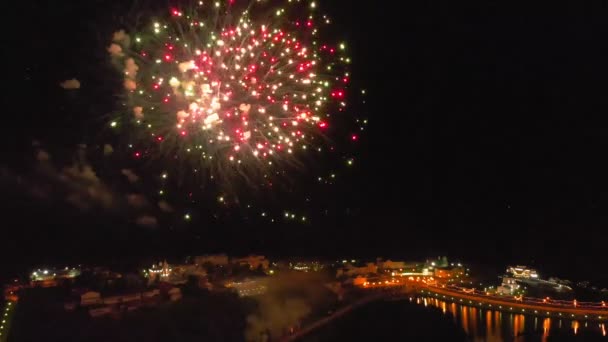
[496,277,520,295]
[507,266,539,279]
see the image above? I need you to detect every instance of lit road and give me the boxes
[0,301,15,342]
[422,284,608,321]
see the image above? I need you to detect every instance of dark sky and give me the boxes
[2,1,608,283]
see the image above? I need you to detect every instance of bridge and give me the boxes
[281,281,608,341]
[280,286,417,342]
[422,284,608,321]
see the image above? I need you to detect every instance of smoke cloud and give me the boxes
[124,78,136,91]
[2,145,183,230]
[136,215,157,227]
[36,150,50,162]
[103,144,114,155]
[133,106,144,119]
[125,58,139,78]
[60,163,114,209]
[27,146,117,211]
[121,169,139,183]
[245,272,336,341]
[158,200,174,212]
[112,30,130,46]
[127,193,147,208]
[107,43,123,57]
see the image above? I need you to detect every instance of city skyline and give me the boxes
[2,1,608,289]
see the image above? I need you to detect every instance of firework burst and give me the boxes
[108,0,351,189]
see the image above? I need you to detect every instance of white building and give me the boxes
[148,260,172,279]
[497,277,520,295]
[507,266,539,279]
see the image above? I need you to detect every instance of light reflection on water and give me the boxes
[416,296,607,341]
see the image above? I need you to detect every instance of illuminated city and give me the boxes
[2,255,607,340]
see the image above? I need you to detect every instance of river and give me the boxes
[302,296,607,341]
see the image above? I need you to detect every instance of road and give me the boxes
[0,301,15,342]
[423,285,608,320]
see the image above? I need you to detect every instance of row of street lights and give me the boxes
[0,301,14,342]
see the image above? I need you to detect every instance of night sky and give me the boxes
[2,1,608,284]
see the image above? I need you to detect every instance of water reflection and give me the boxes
[514,314,525,337]
[418,296,606,341]
[461,303,469,335]
[542,317,550,342]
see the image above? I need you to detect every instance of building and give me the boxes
[146,260,208,285]
[147,261,171,285]
[168,287,182,301]
[81,289,169,317]
[290,260,324,272]
[353,276,367,286]
[507,266,539,279]
[142,289,160,299]
[193,254,229,266]
[80,289,161,309]
[497,277,520,295]
[336,262,378,277]
[379,260,407,270]
[81,291,102,306]
[434,266,465,279]
[103,293,141,305]
[171,264,207,283]
[397,266,432,277]
[233,255,269,270]
[226,278,267,297]
[426,256,449,268]
[64,302,77,311]
[30,267,81,287]
[4,284,21,302]
[148,260,172,279]
[89,307,112,317]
